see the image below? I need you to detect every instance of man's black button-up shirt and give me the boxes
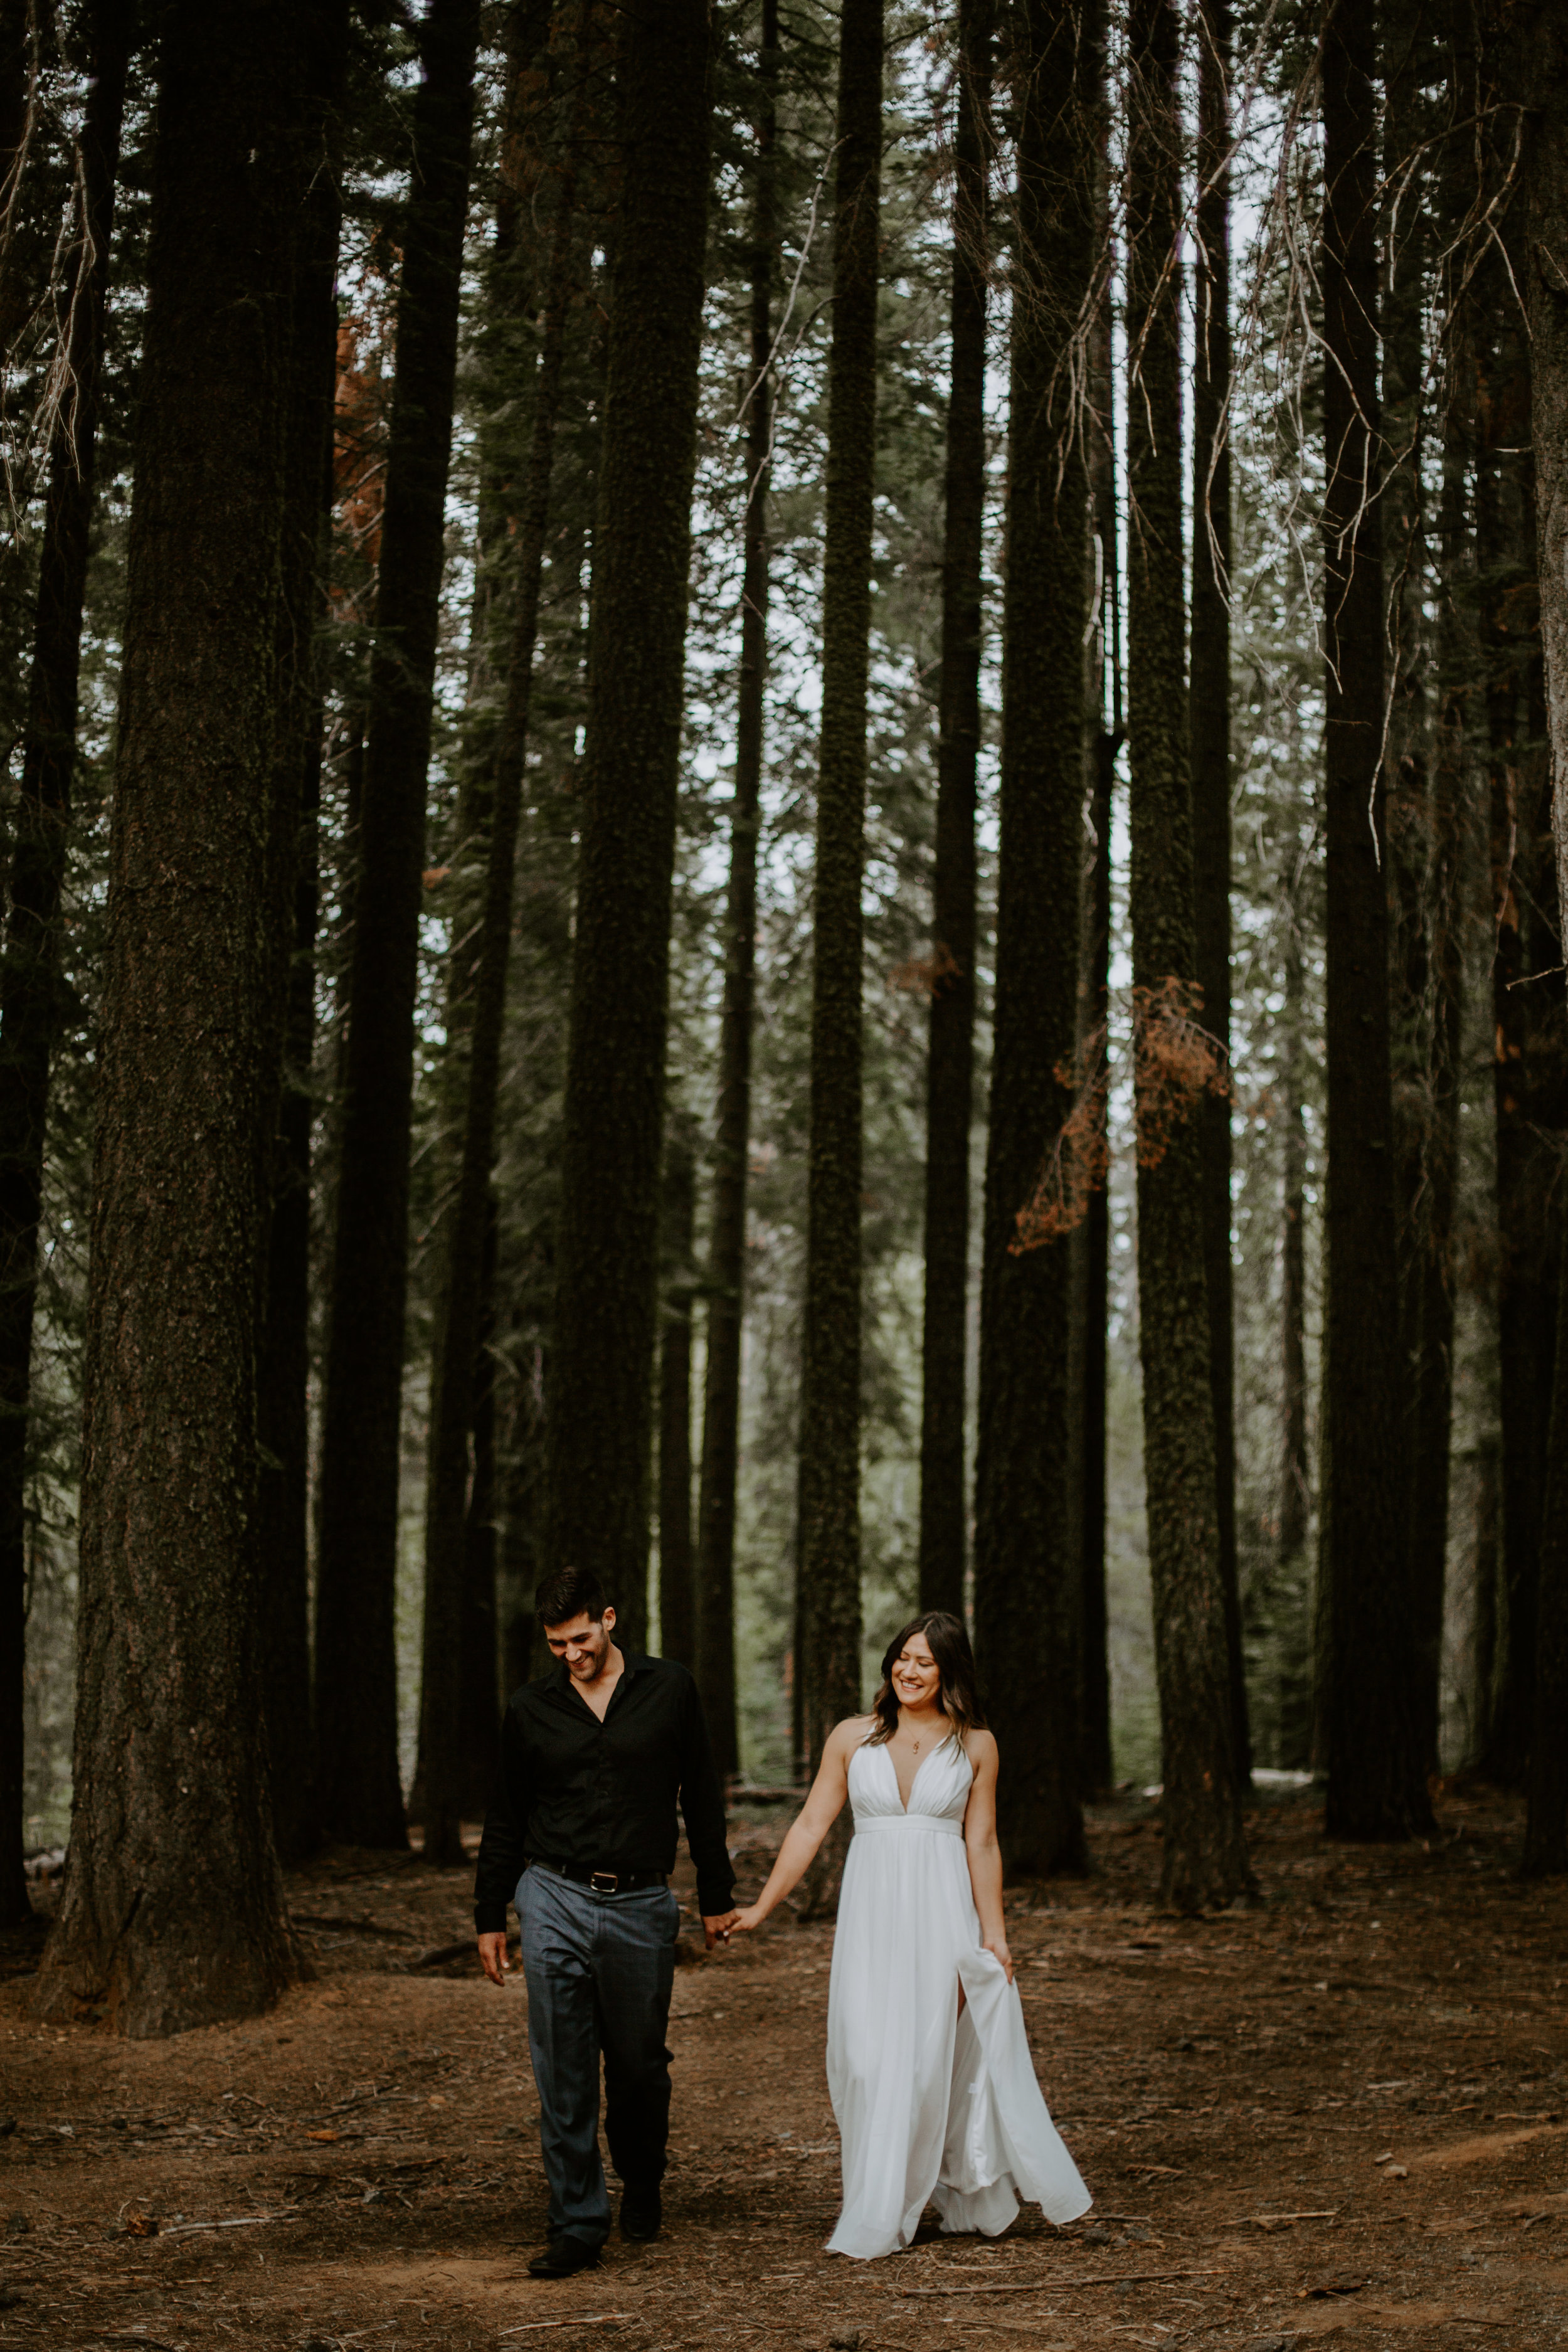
[473,1652,736,1932]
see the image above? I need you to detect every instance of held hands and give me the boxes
[726,1903,768,1936]
[477,1931,510,1987]
[702,1910,740,1951]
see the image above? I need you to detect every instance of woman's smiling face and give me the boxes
[893,1631,943,1712]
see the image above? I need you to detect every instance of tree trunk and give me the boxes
[1319,0,1432,1841]
[797,0,881,1792]
[1276,912,1313,1771]
[1076,40,1118,1803]
[1471,1434,1500,1763]
[416,8,578,1859]
[1384,0,1458,1782]
[1076,748,1113,1798]
[0,0,52,359]
[917,0,988,1621]
[457,1190,501,1814]
[255,0,349,1868]
[659,1129,696,1669]
[694,2,779,1779]
[33,0,315,2036]
[1402,255,1473,1777]
[0,0,130,1933]
[314,0,480,1848]
[1125,0,1252,1911]
[1525,1229,1568,1872]
[972,0,1093,1878]
[1477,246,1561,1784]
[1190,0,1249,1792]
[543,0,712,1652]
[1520,0,1568,1873]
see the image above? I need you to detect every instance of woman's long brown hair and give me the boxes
[866,1611,986,1748]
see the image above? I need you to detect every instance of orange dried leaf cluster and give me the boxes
[1010,1023,1110,1254]
[889,941,963,999]
[334,314,389,575]
[1131,975,1231,1170]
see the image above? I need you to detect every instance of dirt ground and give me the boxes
[2,1783,1567,2351]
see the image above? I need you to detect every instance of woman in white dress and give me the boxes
[729,1612,1091,2260]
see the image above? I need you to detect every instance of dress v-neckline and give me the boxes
[883,1739,933,1816]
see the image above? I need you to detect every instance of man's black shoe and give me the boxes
[620,2185,662,2242]
[527,2236,601,2279]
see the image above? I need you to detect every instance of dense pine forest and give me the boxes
[3,0,1568,2035]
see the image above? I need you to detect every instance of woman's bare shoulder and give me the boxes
[829,1713,878,1751]
[963,1726,1000,1769]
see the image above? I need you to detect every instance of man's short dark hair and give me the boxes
[536,1565,612,1629]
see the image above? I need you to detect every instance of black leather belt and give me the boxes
[533,1858,667,1895]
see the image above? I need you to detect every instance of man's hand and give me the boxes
[478,1931,510,1986]
[702,1910,739,1951]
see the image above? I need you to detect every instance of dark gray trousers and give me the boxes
[516,1867,680,2248]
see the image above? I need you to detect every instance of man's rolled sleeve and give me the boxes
[473,1703,531,1934]
[677,1679,735,1916]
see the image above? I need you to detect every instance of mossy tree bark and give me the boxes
[314,0,480,1848]
[797,0,881,1783]
[695,2,780,1777]
[1319,0,1432,1840]
[416,8,579,1858]
[0,0,130,1932]
[543,0,712,1653]
[917,0,989,1621]
[33,0,317,2035]
[1190,0,1249,1790]
[972,0,1094,1878]
[1125,0,1253,1909]
[1520,0,1568,1872]
[255,0,349,1868]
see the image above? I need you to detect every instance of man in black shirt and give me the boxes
[475,1565,737,2276]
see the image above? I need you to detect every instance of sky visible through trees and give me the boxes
[3,0,1568,2021]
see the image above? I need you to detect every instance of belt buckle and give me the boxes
[590,1870,619,1895]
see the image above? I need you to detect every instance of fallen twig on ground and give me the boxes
[498,2317,635,2336]
[1234,2210,1338,2228]
[899,2269,1224,2296]
[157,2210,297,2240]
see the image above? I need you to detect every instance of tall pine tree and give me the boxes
[972,0,1094,1877]
[543,0,713,1648]
[1190,0,1249,1787]
[696,3,781,1775]
[1124,0,1252,1908]
[34,0,319,2034]
[314,0,481,1846]
[0,0,132,1931]
[1319,0,1432,1840]
[797,0,882,1791]
[918,0,989,1621]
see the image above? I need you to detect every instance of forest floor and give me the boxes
[1,1783,1567,2351]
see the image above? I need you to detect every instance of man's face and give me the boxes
[544,1608,617,1682]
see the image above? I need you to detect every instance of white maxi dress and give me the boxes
[824,1735,1092,2260]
